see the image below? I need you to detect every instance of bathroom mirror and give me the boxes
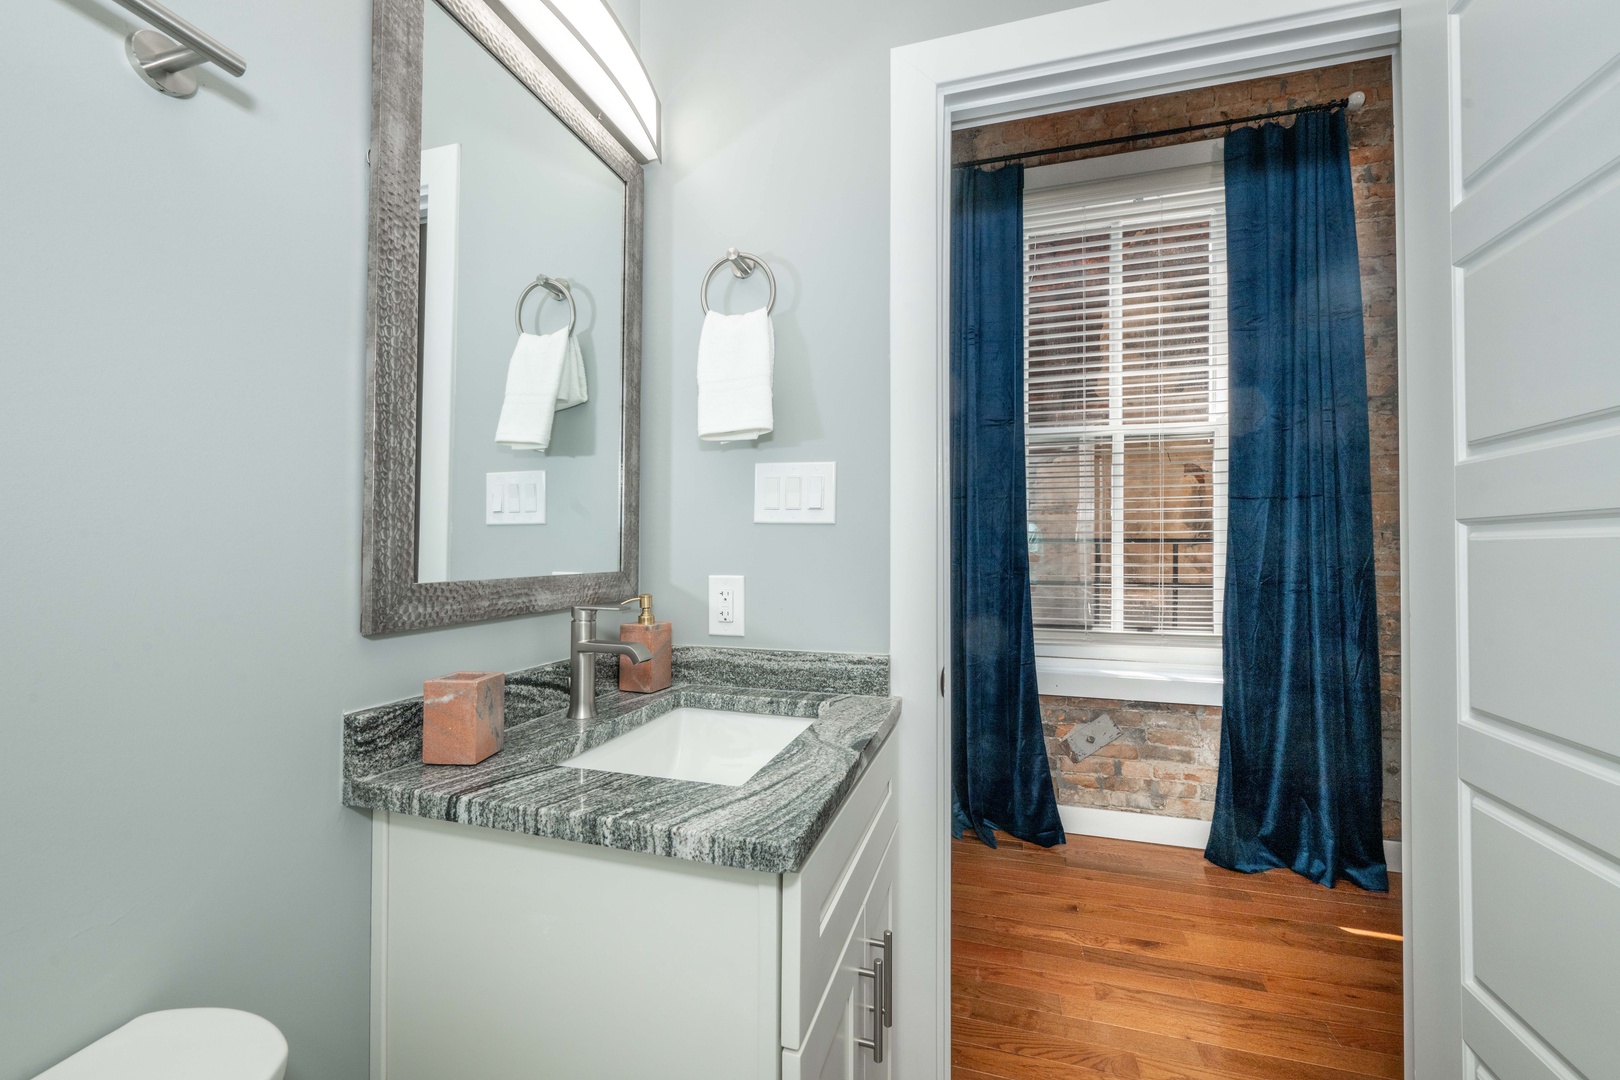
[361,0,642,635]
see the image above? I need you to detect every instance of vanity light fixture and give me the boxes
[496,0,661,162]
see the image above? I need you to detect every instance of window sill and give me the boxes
[1034,654,1222,706]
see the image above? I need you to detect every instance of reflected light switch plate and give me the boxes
[486,470,546,525]
[754,463,836,524]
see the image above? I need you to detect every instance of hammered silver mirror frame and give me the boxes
[361,0,642,636]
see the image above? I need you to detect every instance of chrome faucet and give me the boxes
[568,602,653,721]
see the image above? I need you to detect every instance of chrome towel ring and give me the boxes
[515,275,577,335]
[700,248,776,315]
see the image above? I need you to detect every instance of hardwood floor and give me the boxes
[952,834,1403,1080]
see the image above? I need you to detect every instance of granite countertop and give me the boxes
[342,649,898,875]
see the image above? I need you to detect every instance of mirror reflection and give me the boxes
[416,0,626,583]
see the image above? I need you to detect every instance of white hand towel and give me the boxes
[697,307,774,441]
[495,328,588,452]
[555,332,588,412]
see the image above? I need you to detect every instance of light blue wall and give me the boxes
[0,2,570,1077]
[636,0,1081,654]
[0,0,1081,1077]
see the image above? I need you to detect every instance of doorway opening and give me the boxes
[945,54,1405,1080]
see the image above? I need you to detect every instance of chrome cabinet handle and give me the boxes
[855,956,885,1063]
[866,931,893,1027]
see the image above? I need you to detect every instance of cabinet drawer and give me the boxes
[781,737,897,1051]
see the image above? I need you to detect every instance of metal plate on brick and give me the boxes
[1063,715,1121,761]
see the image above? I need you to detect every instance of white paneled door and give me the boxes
[1449,2,1620,1076]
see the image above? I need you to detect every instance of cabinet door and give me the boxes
[857,831,897,1080]
[783,921,872,1080]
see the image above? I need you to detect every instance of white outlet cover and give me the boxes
[486,470,546,525]
[754,462,836,524]
[708,574,744,637]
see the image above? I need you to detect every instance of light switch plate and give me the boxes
[486,470,546,525]
[708,575,744,637]
[754,462,836,524]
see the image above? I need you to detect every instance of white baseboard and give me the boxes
[1057,804,1211,849]
[1057,804,1403,873]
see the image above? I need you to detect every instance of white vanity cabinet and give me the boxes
[370,737,897,1080]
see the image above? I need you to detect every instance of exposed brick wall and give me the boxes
[1043,698,1221,820]
[956,59,1401,841]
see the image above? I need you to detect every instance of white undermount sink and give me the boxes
[559,707,813,787]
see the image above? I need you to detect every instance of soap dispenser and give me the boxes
[618,594,672,693]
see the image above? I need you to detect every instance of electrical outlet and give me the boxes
[708,575,744,637]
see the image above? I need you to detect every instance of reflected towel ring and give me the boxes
[515,275,577,335]
[700,248,776,315]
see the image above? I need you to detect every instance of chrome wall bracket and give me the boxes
[125,28,205,98]
[113,0,246,99]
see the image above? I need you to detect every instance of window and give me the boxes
[1023,148,1228,650]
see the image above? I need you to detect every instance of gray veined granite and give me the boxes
[668,646,889,697]
[343,649,897,874]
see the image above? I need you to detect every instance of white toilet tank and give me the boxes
[33,1009,288,1080]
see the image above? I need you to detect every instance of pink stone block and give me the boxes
[618,622,672,693]
[422,671,504,765]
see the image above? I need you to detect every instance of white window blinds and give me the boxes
[1023,158,1228,638]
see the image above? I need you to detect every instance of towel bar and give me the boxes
[515,276,577,335]
[701,249,776,315]
[112,0,246,99]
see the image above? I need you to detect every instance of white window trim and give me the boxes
[1037,635,1221,703]
[1025,140,1228,698]
[1035,653,1222,704]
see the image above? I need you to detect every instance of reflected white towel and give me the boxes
[495,328,588,452]
[697,307,774,441]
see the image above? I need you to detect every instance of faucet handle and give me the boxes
[571,598,638,620]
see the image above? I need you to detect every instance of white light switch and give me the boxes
[486,470,546,525]
[708,575,744,637]
[754,463,836,524]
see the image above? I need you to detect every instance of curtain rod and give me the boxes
[956,91,1365,170]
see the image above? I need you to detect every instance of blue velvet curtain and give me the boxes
[1206,110,1388,891]
[950,164,1065,850]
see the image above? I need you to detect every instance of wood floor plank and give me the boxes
[953,911,1402,991]
[956,952,1404,1033]
[952,882,1402,961]
[952,835,1404,1080]
[956,987,1310,1080]
[954,837,1403,909]
[952,848,1402,924]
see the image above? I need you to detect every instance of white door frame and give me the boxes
[887,2,1452,1076]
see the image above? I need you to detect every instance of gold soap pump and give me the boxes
[617,593,671,693]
